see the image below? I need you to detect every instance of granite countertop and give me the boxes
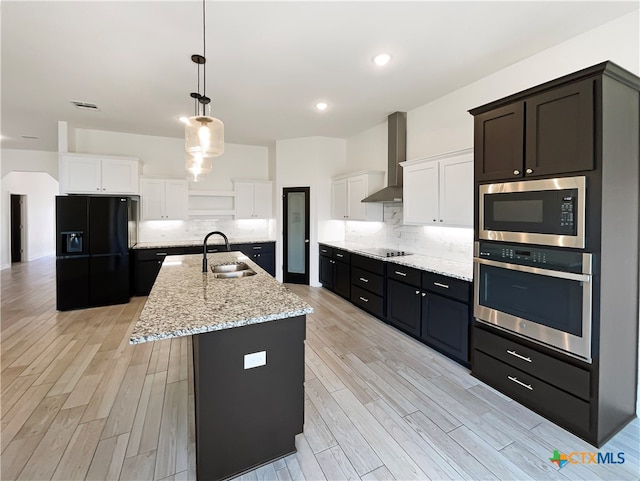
[133,238,275,249]
[129,252,312,344]
[319,241,473,281]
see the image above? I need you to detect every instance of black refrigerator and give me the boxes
[56,195,138,311]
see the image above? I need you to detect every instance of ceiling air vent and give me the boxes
[70,100,100,111]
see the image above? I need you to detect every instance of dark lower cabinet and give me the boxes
[318,246,350,299]
[472,324,592,439]
[421,293,470,363]
[133,242,276,295]
[386,278,422,337]
[233,243,276,276]
[319,254,334,289]
[333,258,350,299]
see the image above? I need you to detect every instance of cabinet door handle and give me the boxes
[433,219,437,222]
[421,292,426,297]
[336,254,343,258]
[252,246,262,250]
[321,249,328,253]
[439,219,443,222]
[513,170,520,175]
[359,277,369,283]
[359,296,369,303]
[508,375,533,391]
[433,282,449,289]
[395,271,407,277]
[415,290,420,295]
[156,252,167,256]
[506,349,532,362]
[526,168,533,174]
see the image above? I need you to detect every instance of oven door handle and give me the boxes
[473,257,591,282]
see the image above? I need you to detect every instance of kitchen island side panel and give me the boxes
[192,315,306,481]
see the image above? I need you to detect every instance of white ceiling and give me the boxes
[2,1,638,152]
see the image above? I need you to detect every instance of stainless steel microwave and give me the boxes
[479,176,586,248]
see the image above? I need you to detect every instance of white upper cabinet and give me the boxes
[401,149,473,227]
[331,171,384,222]
[234,180,273,219]
[60,153,139,194]
[140,178,188,220]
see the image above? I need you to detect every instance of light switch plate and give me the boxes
[244,351,267,369]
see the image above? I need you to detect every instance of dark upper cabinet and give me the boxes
[525,79,594,177]
[474,103,524,182]
[474,78,595,182]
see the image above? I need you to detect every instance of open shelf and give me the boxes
[188,191,235,219]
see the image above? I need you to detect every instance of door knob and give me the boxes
[304,239,309,243]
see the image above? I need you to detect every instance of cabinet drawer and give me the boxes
[136,249,172,261]
[351,267,384,296]
[233,242,275,254]
[351,286,384,319]
[352,254,385,276]
[333,249,350,263]
[473,350,590,435]
[422,271,470,303]
[474,327,590,400]
[387,265,421,287]
[319,245,333,258]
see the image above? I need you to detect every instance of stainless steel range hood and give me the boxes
[362,111,406,203]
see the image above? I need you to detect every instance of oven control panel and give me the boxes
[477,241,585,273]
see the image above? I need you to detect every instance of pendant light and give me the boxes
[184,0,224,167]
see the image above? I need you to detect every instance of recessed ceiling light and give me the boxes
[373,53,391,66]
[70,100,100,111]
[315,102,328,111]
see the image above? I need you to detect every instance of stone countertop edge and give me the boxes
[132,238,276,249]
[318,240,473,282]
[129,252,313,345]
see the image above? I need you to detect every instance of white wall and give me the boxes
[75,128,269,191]
[406,10,639,160]
[1,149,59,180]
[1,171,59,268]
[275,137,346,285]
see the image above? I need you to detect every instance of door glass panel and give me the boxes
[287,192,306,274]
[479,264,582,336]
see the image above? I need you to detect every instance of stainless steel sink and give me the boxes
[211,270,257,279]
[211,262,250,273]
[210,262,256,278]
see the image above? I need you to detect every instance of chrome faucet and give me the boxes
[202,231,230,272]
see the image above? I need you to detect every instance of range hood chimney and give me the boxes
[361,111,406,203]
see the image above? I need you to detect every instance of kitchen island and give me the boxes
[130,252,313,481]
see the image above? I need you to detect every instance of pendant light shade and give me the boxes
[185,152,213,182]
[185,115,224,158]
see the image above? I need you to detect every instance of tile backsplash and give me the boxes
[138,218,273,243]
[345,204,473,262]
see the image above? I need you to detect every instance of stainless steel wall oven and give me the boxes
[474,241,593,362]
[479,176,586,248]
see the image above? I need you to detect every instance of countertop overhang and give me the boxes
[129,252,313,344]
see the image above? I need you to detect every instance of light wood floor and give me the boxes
[1,257,639,481]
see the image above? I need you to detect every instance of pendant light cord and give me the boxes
[202,0,206,111]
